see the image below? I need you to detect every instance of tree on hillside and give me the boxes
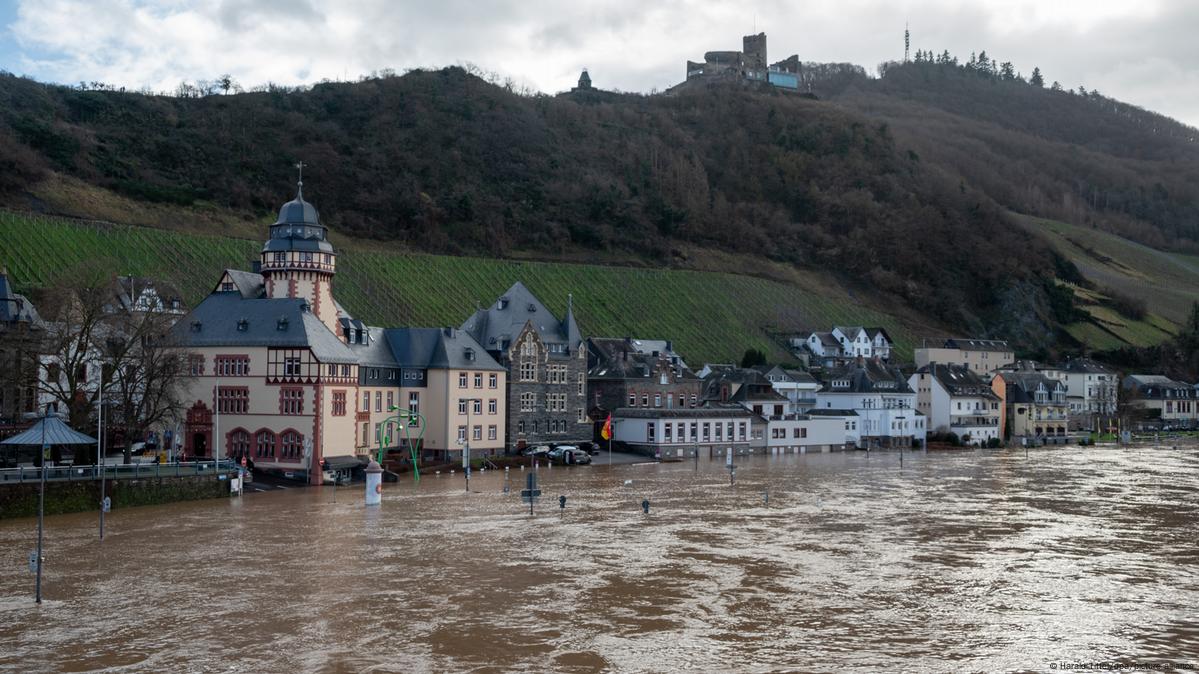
[740,348,767,368]
[1000,61,1016,81]
[1030,67,1044,87]
[217,74,238,95]
[1051,80,1063,91]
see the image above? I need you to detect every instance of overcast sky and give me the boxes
[2,0,1197,127]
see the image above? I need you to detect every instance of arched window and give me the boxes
[229,429,250,457]
[255,430,275,457]
[280,431,304,458]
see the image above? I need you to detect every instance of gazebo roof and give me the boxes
[1,415,97,446]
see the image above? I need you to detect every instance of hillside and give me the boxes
[2,60,1198,356]
[0,211,919,365]
[0,67,1060,348]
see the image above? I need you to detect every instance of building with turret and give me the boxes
[684,32,800,90]
[173,174,505,483]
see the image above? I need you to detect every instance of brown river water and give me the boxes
[1,448,1197,673]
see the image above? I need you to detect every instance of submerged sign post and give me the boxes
[520,472,541,515]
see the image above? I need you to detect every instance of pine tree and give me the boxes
[1000,61,1016,80]
[1030,67,1044,87]
[1051,80,1063,91]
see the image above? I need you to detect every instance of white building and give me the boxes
[1060,358,1118,424]
[815,360,925,448]
[610,406,754,458]
[756,365,820,412]
[909,364,1001,446]
[832,326,893,361]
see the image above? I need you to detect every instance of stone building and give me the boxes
[461,282,589,450]
[586,337,700,417]
[173,178,503,483]
[683,32,800,90]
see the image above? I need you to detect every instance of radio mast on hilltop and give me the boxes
[904,22,910,62]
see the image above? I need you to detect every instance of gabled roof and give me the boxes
[384,327,504,371]
[215,269,266,299]
[865,327,892,343]
[833,326,865,340]
[170,293,356,363]
[817,360,913,394]
[804,331,840,348]
[1062,357,1114,375]
[461,281,580,351]
[999,371,1065,403]
[0,270,40,324]
[918,363,1000,400]
[586,337,696,381]
[942,338,1013,351]
[1124,374,1192,392]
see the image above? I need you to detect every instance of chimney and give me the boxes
[444,327,454,337]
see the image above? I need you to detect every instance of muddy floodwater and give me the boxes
[1,448,1198,672]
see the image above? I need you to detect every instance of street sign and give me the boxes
[101,496,111,513]
[521,472,540,501]
[520,489,542,499]
[28,551,38,574]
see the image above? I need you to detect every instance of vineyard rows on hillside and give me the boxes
[0,212,917,364]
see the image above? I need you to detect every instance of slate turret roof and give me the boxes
[461,281,581,354]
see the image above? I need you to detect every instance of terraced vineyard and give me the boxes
[1018,214,1196,349]
[0,211,919,364]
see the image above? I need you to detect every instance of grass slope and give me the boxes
[1019,214,1198,348]
[0,211,917,364]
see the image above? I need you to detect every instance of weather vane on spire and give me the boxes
[294,161,306,198]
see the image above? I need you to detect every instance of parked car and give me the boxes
[521,445,552,457]
[550,446,591,465]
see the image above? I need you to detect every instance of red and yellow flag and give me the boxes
[600,414,612,440]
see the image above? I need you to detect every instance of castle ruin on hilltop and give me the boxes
[685,32,800,91]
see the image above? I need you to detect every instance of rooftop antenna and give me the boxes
[294,161,306,198]
[904,22,910,62]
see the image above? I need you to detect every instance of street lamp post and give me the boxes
[35,405,48,604]
[461,398,482,493]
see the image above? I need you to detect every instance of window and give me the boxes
[690,394,697,408]
[577,408,585,423]
[458,399,468,415]
[628,392,636,406]
[520,361,536,382]
[521,393,536,412]
[280,388,304,415]
[255,430,275,457]
[689,423,698,441]
[641,394,649,407]
[281,431,303,458]
[474,373,483,388]
[489,399,497,414]
[489,373,498,389]
[457,426,467,444]
[332,391,347,416]
[215,356,250,377]
[739,422,747,440]
[342,364,350,377]
[518,421,525,434]
[648,423,656,442]
[221,282,235,292]
[459,372,468,388]
[473,399,482,415]
[578,374,585,396]
[273,251,286,263]
[301,251,313,263]
[409,392,420,421]
[715,423,723,440]
[229,429,249,456]
[189,356,204,376]
[654,393,662,408]
[665,424,673,441]
[217,387,248,414]
[362,391,370,412]
[473,426,482,441]
[386,391,394,411]
[702,423,711,441]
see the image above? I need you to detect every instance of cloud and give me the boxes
[4,0,1197,127]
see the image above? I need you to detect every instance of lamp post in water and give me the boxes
[461,398,482,492]
[35,406,47,604]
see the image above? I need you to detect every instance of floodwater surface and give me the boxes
[1,448,1197,672]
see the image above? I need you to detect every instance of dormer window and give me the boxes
[465,348,476,361]
[221,282,234,292]
[277,317,289,331]
[527,303,536,312]
[498,298,509,310]
[191,321,202,332]
[237,319,248,332]
[300,301,310,313]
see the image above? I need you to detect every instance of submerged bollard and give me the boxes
[763,489,769,505]
[641,499,650,515]
[559,495,567,510]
